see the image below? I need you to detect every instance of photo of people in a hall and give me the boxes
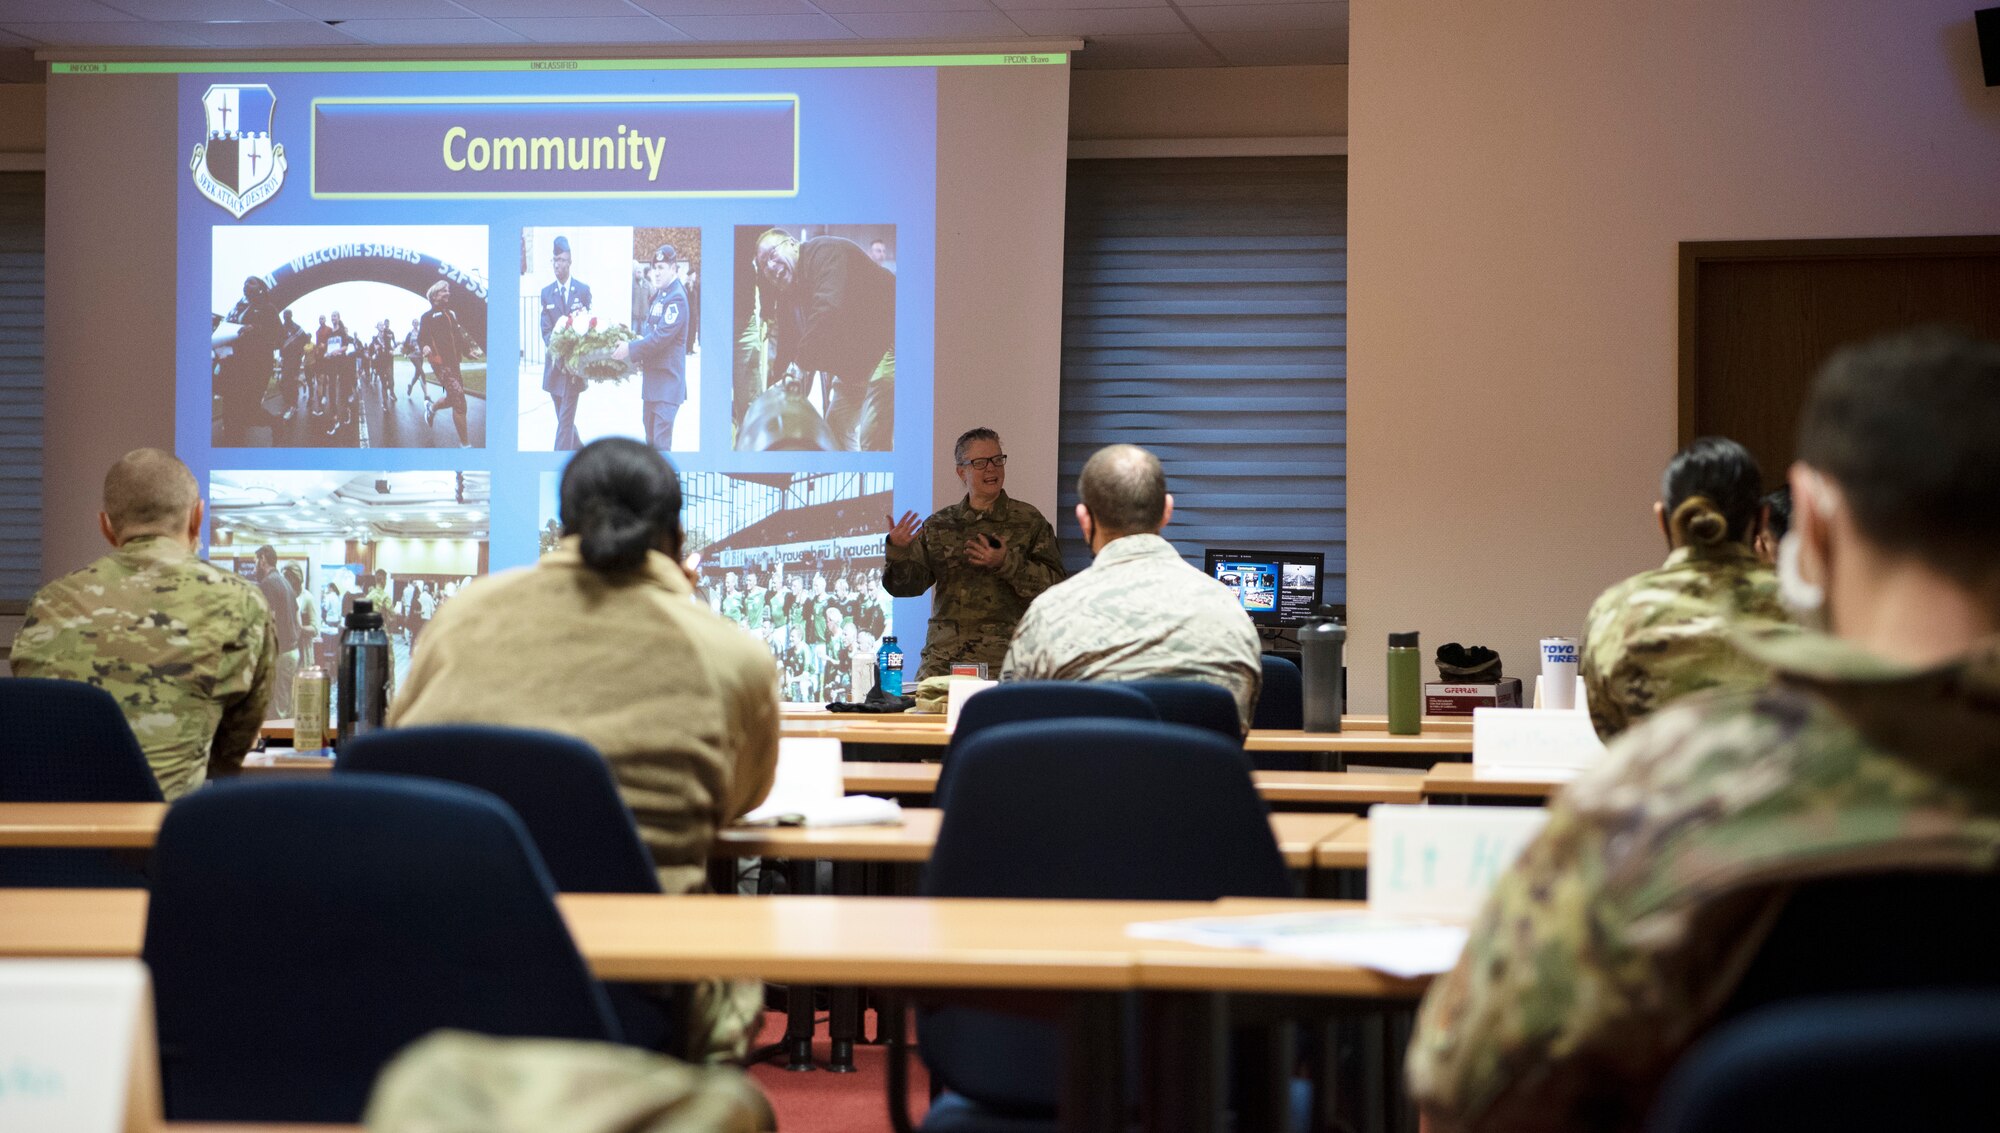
[538,468,893,704]
[210,226,488,449]
[516,225,701,453]
[207,470,490,712]
[732,224,895,453]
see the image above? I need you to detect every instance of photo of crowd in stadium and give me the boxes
[539,468,893,704]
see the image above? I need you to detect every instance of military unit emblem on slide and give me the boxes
[191,84,288,219]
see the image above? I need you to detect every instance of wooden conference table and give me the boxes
[1419,762,1567,802]
[0,803,1373,874]
[1,888,1425,1133]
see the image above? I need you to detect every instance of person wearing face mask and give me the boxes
[1577,435,1792,742]
[1407,327,2000,1133]
[883,427,1065,679]
[1000,443,1262,734]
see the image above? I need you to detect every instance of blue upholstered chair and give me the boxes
[1120,679,1244,742]
[143,777,619,1122]
[1252,655,1303,731]
[915,718,1295,1132]
[1648,991,2000,1133]
[336,725,677,1052]
[0,677,162,886]
[935,681,1157,807]
[337,725,658,893]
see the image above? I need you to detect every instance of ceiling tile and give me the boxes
[0,26,29,44]
[996,0,1166,8]
[1005,7,1182,36]
[494,15,690,42]
[810,0,991,13]
[0,0,131,20]
[1179,2,1343,32]
[448,0,648,16]
[630,0,815,14]
[98,0,301,18]
[833,11,1022,38]
[1071,31,1218,69]
[332,17,529,43]
[660,13,854,40]
[2,21,214,46]
[161,19,367,45]
[1205,26,1342,65]
[267,0,484,18]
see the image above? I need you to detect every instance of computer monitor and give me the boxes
[1202,548,1326,628]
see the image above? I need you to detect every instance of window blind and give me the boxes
[1057,156,1346,603]
[0,171,42,612]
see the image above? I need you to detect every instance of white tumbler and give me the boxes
[1540,637,1580,711]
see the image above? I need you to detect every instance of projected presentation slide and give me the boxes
[733,224,897,452]
[165,55,958,658]
[518,225,702,454]
[208,469,490,701]
[540,469,894,704]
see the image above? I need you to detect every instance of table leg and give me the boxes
[783,857,817,1071]
[827,859,866,1072]
[1061,992,1126,1133]
[1141,991,1227,1133]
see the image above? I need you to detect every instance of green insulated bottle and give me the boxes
[1387,631,1422,734]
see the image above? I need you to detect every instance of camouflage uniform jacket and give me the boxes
[1000,533,1262,732]
[883,490,1065,679]
[8,535,275,800]
[1580,541,1791,742]
[1407,631,2000,1133]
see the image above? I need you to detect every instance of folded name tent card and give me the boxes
[741,737,902,826]
[0,959,160,1133]
[1473,706,1605,774]
[944,678,999,732]
[1367,803,1550,922]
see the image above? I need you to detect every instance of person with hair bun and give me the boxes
[1577,436,1792,741]
[391,437,778,1060]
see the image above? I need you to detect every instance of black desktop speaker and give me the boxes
[1980,7,2000,87]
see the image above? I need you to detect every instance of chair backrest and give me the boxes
[0,677,163,887]
[0,677,163,802]
[1252,654,1303,731]
[337,725,660,893]
[1722,870,2000,1015]
[919,719,1294,1112]
[1647,991,2000,1133]
[936,681,1157,806]
[144,777,619,1122]
[1121,679,1244,742]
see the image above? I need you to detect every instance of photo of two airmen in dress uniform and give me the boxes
[516,226,701,453]
[210,225,488,449]
[732,224,896,453]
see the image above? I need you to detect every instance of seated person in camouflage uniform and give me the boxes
[1408,327,2000,1133]
[1001,444,1262,734]
[9,448,275,800]
[884,427,1065,679]
[1579,435,1792,741]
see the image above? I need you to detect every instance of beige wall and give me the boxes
[1070,64,1344,145]
[1347,0,2000,710]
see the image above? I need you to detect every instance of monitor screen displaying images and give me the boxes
[1203,548,1326,628]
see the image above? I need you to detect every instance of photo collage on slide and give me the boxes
[189,68,925,705]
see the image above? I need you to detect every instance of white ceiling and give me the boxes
[0,0,1348,75]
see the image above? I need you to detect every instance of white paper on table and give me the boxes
[739,795,904,828]
[944,678,998,732]
[1472,706,1604,772]
[739,738,845,824]
[1126,909,1468,978]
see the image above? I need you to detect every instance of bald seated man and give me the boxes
[1001,443,1262,733]
[10,449,275,800]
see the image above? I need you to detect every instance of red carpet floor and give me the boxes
[747,1009,934,1132]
